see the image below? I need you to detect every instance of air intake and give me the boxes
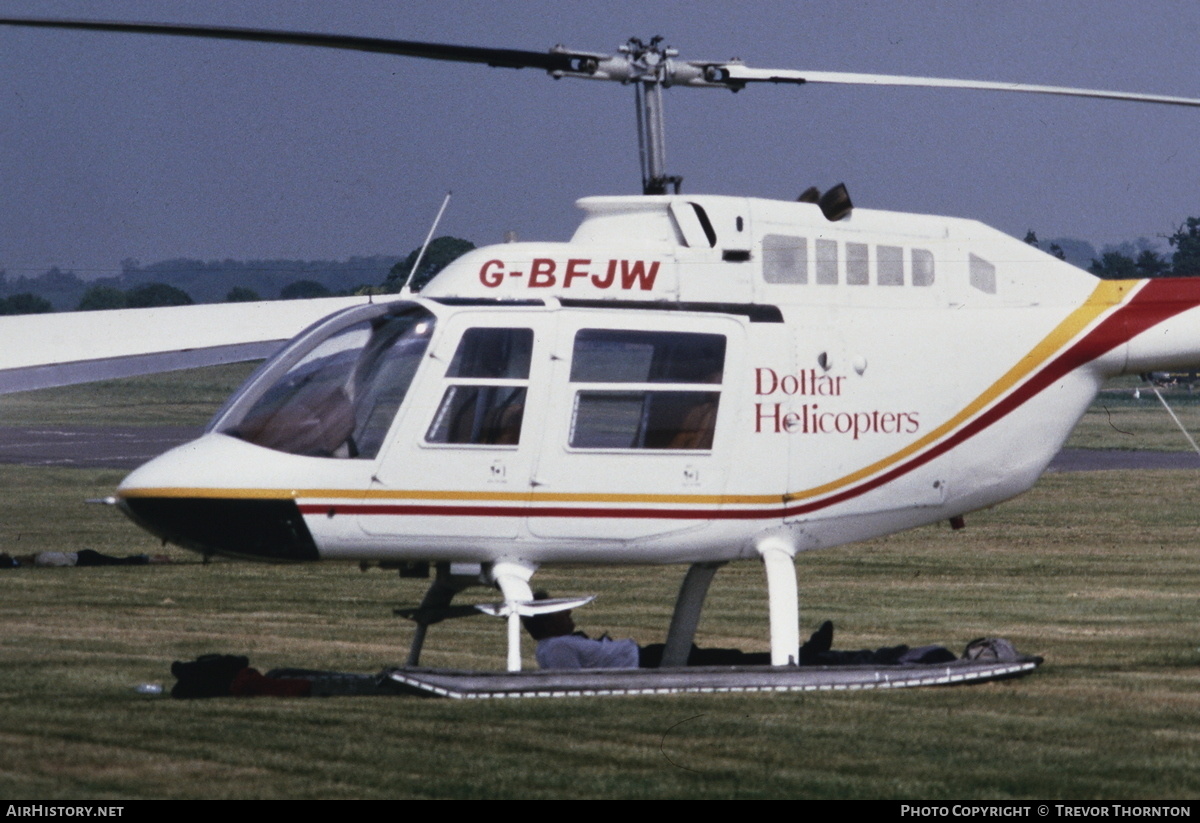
[818,183,853,221]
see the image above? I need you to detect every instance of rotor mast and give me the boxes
[624,37,683,195]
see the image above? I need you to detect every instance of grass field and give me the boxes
[1,371,1199,799]
[0,363,258,428]
[1067,383,1200,451]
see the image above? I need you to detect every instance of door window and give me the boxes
[426,327,533,446]
[567,329,724,450]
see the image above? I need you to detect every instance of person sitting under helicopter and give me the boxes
[520,592,956,669]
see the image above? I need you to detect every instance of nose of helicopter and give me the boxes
[117,434,319,561]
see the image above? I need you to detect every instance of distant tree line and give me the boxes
[0,236,477,315]
[77,282,194,311]
[1025,218,1200,280]
[0,292,53,315]
[381,237,476,293]
[10,217,1200,316]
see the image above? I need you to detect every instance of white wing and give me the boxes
[0,296,372,394]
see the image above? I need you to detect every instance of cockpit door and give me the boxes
[360,310,551,545]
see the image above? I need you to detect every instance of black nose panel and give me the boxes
[120,497,319,561]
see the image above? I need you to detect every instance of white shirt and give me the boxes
[536,633,640,670]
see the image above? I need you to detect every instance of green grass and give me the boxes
[0,363,258,427]
[1,465,1199,799]
[1065,382,1200,451]
[2,370,1200,798]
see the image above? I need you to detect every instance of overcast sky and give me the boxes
[2,0,1198,278]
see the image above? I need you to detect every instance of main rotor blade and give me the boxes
[7,17,1199,110]
[0,18,578,72]
[714,65,1200,108]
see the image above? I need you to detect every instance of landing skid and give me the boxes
[395,555,799,672]
[269,657,1043,699]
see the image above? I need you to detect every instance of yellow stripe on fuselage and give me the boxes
[117,485,780,505]
[781,279,1135,502]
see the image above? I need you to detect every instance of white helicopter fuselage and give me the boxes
[117,194,1200,570]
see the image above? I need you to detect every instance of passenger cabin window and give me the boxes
[846,242,869,285]
[912,249,935,286]
[568,330,725,450]
[426,328,533,446]
[815,238,838,284]
[757,238,935,290]
[969,254,997,294]
[877,245,904,286]
[763,234,808,284]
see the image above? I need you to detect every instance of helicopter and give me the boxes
[5,17,1200,673]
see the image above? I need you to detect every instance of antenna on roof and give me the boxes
[401,191,453,295]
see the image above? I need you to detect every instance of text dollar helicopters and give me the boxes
[6,18,1200,671]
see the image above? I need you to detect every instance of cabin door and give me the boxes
[526,314,743,544]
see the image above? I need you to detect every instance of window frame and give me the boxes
[565,328,726,453]
[422,326,535,449]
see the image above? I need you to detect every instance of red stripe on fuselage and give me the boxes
[781,278,1200,517]
[299,503,779,520]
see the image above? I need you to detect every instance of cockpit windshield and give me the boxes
[213,305,435,458]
